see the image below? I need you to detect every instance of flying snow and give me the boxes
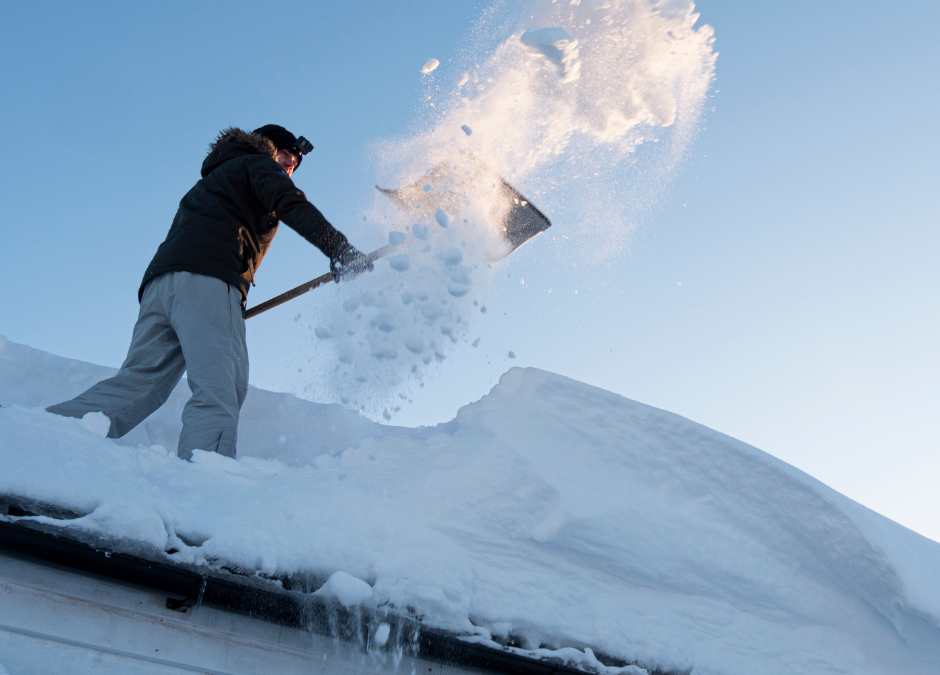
[519,27,581,83]
[298,0,716,419]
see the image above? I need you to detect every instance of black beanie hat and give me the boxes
[253,124,304,169]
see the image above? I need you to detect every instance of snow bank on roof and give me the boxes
[2,337,939,674]
[0,334,379,466]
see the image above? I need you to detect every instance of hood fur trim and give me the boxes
[208,127,276,158]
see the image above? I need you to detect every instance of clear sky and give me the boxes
[1,1,937,541]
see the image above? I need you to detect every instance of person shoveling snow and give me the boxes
[46,125,372,460]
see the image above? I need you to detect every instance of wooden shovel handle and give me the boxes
[243,272,334,319]
[244,245,392,320]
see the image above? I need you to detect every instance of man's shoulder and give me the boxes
[201,153,284,184]
[241,152,288,174]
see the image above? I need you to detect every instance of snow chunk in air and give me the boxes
[520,27,581,83]
[389,254,411,272]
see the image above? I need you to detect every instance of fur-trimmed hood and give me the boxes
[201,127,276,178]
[208,127,276,157]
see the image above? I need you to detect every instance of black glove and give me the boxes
[330,243,374,282]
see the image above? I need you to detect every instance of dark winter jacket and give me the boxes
[139,128,350,301]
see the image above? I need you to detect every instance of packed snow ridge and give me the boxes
[2,336,940,675]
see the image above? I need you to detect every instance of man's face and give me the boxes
[275,149,299,176]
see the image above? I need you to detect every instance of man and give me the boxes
[47,125,368,460]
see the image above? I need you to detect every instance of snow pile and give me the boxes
[301,0,717,419]
[0,334,379,464]
[3,338,940,674]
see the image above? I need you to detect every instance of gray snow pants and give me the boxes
[47,271,248,460]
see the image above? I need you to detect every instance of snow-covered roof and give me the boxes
[2,336,939,674]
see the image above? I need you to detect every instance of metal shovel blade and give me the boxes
[377,157,551,260]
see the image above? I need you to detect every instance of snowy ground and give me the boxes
[2,335,940,675]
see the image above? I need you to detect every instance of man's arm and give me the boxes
[246,156,352,260]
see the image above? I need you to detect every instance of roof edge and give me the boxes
[0,516,598,675]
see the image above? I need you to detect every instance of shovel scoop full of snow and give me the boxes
[377,154,551,261]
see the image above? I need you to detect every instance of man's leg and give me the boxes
[46,275,186,438]
[169,272,248,461]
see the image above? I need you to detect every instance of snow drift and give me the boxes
[2,336,939,675]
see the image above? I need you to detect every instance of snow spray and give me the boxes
[301,0,716,419]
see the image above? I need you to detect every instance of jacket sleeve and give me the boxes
[246,156,350,259]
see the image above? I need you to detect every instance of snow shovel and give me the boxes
[244,165,551,320]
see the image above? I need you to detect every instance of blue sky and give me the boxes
[1,1,938,540]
